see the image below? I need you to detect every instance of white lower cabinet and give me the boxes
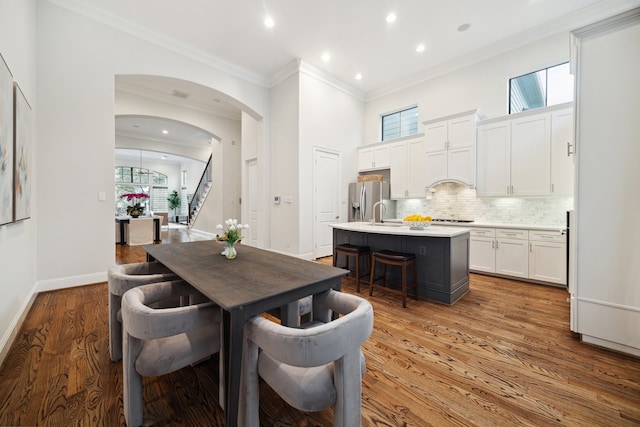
[528,230,567,285]
[469,228,496,272]
[469,227,566,285]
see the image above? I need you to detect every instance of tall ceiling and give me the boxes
[52,0,636,96]
[53,0,636,147]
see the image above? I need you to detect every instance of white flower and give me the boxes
[216,224,223,231]
[244,224,250,229]
[230,224,236,231]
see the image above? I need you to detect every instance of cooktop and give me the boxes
[431,218,475,223]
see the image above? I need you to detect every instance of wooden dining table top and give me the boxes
[143,239,347,311]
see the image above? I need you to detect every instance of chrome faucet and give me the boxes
[372,201,387,224]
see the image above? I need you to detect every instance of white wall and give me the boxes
[0,0,37,365]
[35,1,268,292]
[299,71,364,256]
[364,32,571,144]
[269,74,300,253]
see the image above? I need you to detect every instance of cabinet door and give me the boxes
[424,120,447,152]
[448,115,476,149]
[550,108,574,196]
[425,150,447,187]
[470,237,496,272]
[529,241,567,285]
[390,142,408,198]
[496,238,529,278]
[407,139,427,197]
[448,146,475,186]
[477,121,510,196]
[510,113,551,196]
[358,148,374,171]
[374,145,391,169]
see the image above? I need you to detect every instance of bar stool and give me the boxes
[333,244,371,292]
[369,250,418,308]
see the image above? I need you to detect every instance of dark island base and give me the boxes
[333,229,470,305]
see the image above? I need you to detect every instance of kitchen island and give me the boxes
[332,222,470,305]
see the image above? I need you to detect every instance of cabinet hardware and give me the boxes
[529,242,533,252]
[551,183,555,193]
[492,240,495,249]
[567,142,574,156]
[511,185,514,194]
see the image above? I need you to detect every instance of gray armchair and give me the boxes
[240,289,374,427]
[108,262,178,362]
[121,279,221,427]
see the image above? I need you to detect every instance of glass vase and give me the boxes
[226,240,237,259]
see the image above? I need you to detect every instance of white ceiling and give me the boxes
[62,0,637,147]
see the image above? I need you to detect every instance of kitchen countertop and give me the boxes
[384,219,565,232]
[331,221,470,237]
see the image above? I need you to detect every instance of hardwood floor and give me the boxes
[1,226,639,426]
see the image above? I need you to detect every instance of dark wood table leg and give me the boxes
[224,308,244,427]
[119,221,126,245]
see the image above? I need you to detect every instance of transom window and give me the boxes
[381,106,418,141]
[509,62,573,114]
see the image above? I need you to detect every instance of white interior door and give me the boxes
[246,158,259,247]
[313,148,341,259]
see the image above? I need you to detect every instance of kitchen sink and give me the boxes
[371,222,403,227]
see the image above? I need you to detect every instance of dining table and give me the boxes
[143,240,347,426]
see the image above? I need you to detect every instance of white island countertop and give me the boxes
[331,222,470,237]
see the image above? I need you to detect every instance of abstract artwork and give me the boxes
[0,54,13,225]
[13,82,31,222]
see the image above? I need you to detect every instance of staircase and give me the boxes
[188,155,213,228]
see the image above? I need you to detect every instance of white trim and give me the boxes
[0,282,38,368]
[37,272,107,292]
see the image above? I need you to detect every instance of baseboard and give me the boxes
[0,281,38,368]
[37,271,108,292]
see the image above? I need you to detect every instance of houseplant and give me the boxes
[167,190,181,223]
[121,192,149,218]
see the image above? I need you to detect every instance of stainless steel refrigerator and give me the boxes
[348,181,389,222]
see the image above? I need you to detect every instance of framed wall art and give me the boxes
[0,53,13,225]
[13,82,31,222]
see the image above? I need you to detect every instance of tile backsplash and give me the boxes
[394,183,572,226]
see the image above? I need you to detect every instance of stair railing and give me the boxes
[188,154,213,224]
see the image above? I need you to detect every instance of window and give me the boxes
[115,166,169,214]
[509,62,573,114]
[381,106,418,141]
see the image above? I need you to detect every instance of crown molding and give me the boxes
[270,59,366,101]
[43,0,270,88]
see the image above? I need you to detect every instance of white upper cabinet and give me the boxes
[423,110,483,187]
[358,143,390,171]
[550,108,574,195]
[390,136,427,199]
[476,103,573,197]
[476,120,511,197]
[510,112,551,196]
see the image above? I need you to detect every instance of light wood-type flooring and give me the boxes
[1,226,639,426]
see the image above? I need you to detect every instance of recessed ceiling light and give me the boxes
[162,130,168,134]
[321,53,331,62]
[355,73,363,80]
[458,23,471,32]
[264,15,275,28]
[162,155,168,160]
[416,44,426,53]
[386,12,397,23]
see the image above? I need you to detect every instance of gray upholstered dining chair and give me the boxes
[108,262,178,362]
[121,279,221,427]
[240,289,374,427]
